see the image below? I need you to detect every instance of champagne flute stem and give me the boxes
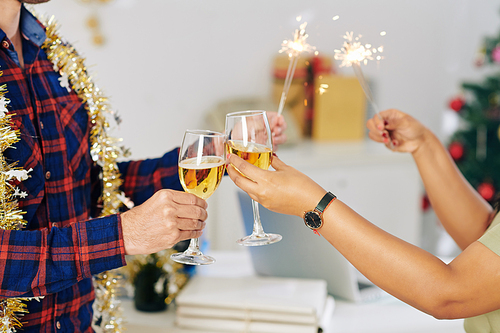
[251,199,266,237]
[186,237,202,255]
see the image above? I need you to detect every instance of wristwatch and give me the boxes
[303,192,337,230]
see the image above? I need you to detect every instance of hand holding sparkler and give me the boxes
[367,109,427,151]
[277,21,316,116]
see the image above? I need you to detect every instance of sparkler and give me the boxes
[334,31,392,146]
[277,20,316,116]
[334,31,383,112]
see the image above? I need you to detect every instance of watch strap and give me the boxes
[316,192,337,214]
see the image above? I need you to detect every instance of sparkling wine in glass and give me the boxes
[225,110,282,246]
[170,130,225,265]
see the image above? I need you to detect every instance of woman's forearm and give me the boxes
[320,200,490,318]
[410,130,493,249]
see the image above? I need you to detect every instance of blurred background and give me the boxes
[36,0,499,157]
[34,0,500,255]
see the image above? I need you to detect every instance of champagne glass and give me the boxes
[170,130,226,265]
[225,110,282,246]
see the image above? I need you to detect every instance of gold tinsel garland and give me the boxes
[41,16,131,333]
[0,70,41,332]
[41,15,189,333]
[1,12,188,333]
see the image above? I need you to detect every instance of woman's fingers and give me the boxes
[226,155,261,193]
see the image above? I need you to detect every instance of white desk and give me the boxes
[122,251,464,333]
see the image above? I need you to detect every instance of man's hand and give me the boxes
[120,189,208,255]
[267,112,287,148]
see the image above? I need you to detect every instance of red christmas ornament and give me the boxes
[449,97,465,112]
[448,141,464,160]
[478,182,496,201]
[421,194,431,212]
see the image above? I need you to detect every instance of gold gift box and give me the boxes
[312,75,366,141]
[272,55,334,137]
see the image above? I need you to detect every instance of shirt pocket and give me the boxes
[59,100,91,182]
[40,96,90,183]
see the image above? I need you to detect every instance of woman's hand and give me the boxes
[226,153,326,217]
[367,109,429,154]
[267,112,287,148]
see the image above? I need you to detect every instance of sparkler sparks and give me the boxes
[277,21,316,115]
[334,31,384,67]
[334,31,392,147]
[279,22,316,58]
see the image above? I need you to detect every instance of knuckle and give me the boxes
[162,203,175,217]
[190,194,199,205]
[156,189,171,202]
[170,228,180,240]
[260,188,270,203]
[193,219,203,229]
[183,192,197,205]
[237,162,247,173]
[198,207,207,220]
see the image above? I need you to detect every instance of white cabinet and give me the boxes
[207,140,422,251]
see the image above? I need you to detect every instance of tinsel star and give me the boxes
[58,73,71,92]
[0,97,9,118]
[13,188,27,198]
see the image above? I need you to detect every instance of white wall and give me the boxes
[35,0,500,160]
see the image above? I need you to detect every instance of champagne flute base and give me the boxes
[170,252,216,265]
[237,233,282,246]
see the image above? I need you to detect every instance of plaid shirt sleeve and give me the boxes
[0,215,126,298]
[118,147,183,206]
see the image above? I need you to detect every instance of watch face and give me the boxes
[304,211,322,229]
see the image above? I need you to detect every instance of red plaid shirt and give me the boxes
[0,7,182,332]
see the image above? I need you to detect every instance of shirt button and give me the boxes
[1,40,9,49]
[56,321,61,329]
[45,171,51,180]
[40,122,44,129]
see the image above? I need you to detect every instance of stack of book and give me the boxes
[174,275,334,333]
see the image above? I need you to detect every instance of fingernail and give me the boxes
[383,138,389,143]
[392,140,397,146]
[384,120,388,126]
[272,152,277,157]
[226,153,231,160]
[382,132,388,138]
[377,124,384,130]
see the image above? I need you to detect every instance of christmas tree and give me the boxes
[447,25,500,203]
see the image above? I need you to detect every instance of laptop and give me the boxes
[238,191,386,303]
